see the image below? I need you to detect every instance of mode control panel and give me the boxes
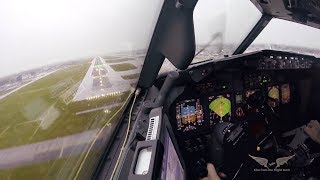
[258,55,314,70]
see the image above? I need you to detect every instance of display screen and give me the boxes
[176,99,204,132]
[268,85,280,107]
[161,128,184,180]
[281,84,290,104]
[208,94,231,123]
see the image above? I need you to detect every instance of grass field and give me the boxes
[105,57,136,64]
[0,88,17,97]
[121,73,140,80]
[0,64,92,148]
[110,63,137,71]
[102,56,119,59]
[0,63,132,179]
[0,151,102,180]
[0,156,80,180]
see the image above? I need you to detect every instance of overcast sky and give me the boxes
[1,0,320,77]
[0,0,163,77]
[194,0,320,49]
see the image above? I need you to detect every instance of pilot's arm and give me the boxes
[304,120,320,144]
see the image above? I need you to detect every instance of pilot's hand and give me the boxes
[304,120,320,144]
[200,163,221,180]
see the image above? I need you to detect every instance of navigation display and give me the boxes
[176,99,204,132]
[208,94,231,123]
[281,84,290,104]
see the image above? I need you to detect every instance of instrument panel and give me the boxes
[173,71,293,135]
[257,52,314,70]
[165,50,318,179]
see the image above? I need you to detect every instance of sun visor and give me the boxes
[158,0,197,70]
[138,0,198,88]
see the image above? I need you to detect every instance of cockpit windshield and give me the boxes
[158,0,320,84]
[159,0,262,73]
[191,0,320,64]
[247,18,320,57]
[192,0,262,62]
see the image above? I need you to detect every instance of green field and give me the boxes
[102,56,119,59]
[0,151,102,180]
[0,88,14,96]
[0,64,92,148]
[121,73,140,80]
[105,57,135,64]
[0,63,132,179]
[0,156,80,180]
[110,63,137,71]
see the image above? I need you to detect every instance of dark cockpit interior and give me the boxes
[152,50,320,179]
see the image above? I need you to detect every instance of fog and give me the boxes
[194,0,320,49]
[0,0,163,77]
[1,0,320,77]
[253,18,320,47]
